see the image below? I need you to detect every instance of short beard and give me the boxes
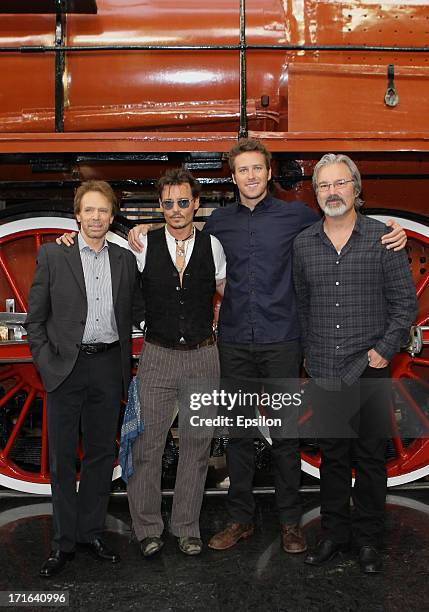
[323,203,348,217]
[321,195,348,218]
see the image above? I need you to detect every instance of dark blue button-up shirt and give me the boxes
[204,193,319,344]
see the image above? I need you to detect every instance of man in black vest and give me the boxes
[128,169,226,557]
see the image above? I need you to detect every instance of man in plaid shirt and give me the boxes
[293,154,417,574]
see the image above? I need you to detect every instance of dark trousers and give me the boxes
[315,366,390,547]
[47,346,122,552]
[219,341,302,525]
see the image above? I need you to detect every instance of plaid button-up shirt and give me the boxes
[293,213,417,386]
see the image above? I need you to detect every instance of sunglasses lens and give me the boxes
[161,199,191,209]
[178,199,191,208]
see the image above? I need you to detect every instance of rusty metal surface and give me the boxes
[0,1,97,12]
[1,131,429,154]
[0,1,429,138]
[0,1,428,219]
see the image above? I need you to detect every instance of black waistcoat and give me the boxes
[141,227,216,344]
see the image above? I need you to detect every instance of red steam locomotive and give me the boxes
[0,0,428,493]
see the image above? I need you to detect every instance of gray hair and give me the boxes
[312,153,364,209]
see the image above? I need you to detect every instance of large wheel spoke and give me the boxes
[3,388,36,457]
[416,272,429,298]
[0,251,27,312]
[405,370,429,392]
[0,380,25,409]
[0,367,16,383]
[395,380,429,432]
[390,435,407,460]
[415,271,429,299]
[389,403,407,459]
[411,358,429,368]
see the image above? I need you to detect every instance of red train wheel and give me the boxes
[0,212,132,493]
[301,213,429,486]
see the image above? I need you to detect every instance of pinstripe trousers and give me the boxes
[127,341,219,540]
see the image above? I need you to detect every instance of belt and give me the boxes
[79,341,120,354]
[145,335,216,351]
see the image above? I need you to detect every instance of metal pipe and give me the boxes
[238,0,247,139]
[54,11,65,133]
[0,44,428,53]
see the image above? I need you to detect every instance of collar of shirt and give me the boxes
[78,232,109,253]
[164,224,195,247]
[134,226,197,274]
[307,210,364,240]
[235,192,274,213]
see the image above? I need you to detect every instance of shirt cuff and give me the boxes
[373,340,397,362]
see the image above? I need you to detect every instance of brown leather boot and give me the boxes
[281,524,307,554]
[208,523,254,550]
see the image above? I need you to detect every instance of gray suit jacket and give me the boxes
[25,239,145,394]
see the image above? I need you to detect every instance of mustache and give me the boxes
[325,195,346,206]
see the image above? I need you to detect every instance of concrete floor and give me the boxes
[0,488,428,612]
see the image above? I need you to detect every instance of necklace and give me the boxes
[172,226,194,273]
[174,227,194,247]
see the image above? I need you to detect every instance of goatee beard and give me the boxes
[323,203,348,217]
[322,195,348,217]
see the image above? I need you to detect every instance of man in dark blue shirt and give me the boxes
[205,141,317,554]
[128,139,406,555]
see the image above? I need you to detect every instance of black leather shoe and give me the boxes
[304,539,349,566]
[359,545,382,574]
[39,550,74,578]
[79,538,120,563]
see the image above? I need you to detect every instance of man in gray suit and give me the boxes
[26,180,144,578]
